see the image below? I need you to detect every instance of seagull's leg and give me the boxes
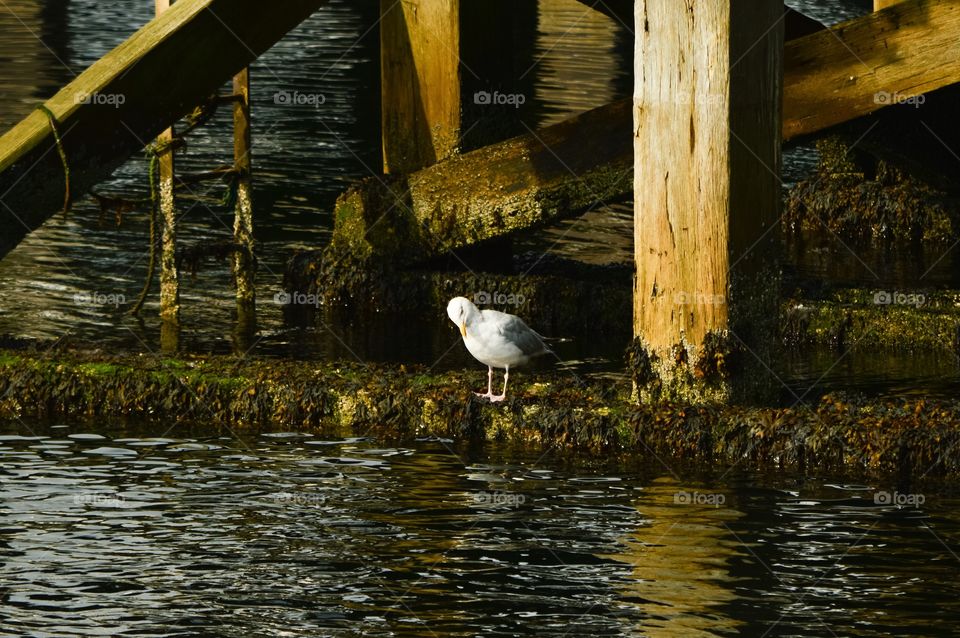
[490,365,509,402]
[475,366,495,398]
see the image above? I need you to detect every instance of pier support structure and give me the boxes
[380,0,461,174]
[632,0,783,403]
[232,67,256,340]
[379,0,532,175]
[155,0,180,352]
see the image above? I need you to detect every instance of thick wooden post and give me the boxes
[156,0,179,352]
[232,67,256,340]
[874,0,901,8]
[380,0,460,174]
[633,1,783,402]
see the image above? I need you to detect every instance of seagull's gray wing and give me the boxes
[495,313,550,357]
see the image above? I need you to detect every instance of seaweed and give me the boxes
[1,347,959,479]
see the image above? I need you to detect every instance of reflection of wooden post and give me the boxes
[633,1,782,403]
[232,67,256,341]
[155,0,179,352]
[380,0,460,173]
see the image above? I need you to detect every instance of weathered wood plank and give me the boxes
[0,0,328,260]
[783,0,960,140]
[330,98,633,264]
[633,0,782,402]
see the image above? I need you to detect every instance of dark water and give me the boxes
[1,419,959,637]
[0,0,957,393]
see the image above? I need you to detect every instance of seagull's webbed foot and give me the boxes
[488,394,507,403]
[474,366,497,400]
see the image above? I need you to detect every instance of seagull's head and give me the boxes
[447,296,478,338]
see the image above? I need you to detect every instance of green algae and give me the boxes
[1,348,960,478]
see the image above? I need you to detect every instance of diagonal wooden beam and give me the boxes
[0,0,328,260]
[783,0,960,140]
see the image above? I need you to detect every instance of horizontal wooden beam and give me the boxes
[0,0,327,260]
[783,0,960,140]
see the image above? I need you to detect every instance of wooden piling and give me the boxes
[155,0,180,348]
[232,67,256,337]
[633,0,783,403]
[380,0,461,174]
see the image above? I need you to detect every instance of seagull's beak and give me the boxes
[460,321,467,337]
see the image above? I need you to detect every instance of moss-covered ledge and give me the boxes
[1,348,960,478]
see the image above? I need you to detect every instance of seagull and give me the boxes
[447,296,552,402]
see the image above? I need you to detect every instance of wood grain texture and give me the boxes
[784,0,960,140]
[0,0,327,260]
[380,0,461,173]
[633,0,782,359]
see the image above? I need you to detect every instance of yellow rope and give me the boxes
[128,154,160,317]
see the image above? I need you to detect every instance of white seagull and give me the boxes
[447,296,552,402]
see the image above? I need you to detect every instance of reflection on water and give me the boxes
[612,477,744,637]
[533,0,631,126]
[784,345,960,402]
[1,420,958,637]
[785,231,960,290]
